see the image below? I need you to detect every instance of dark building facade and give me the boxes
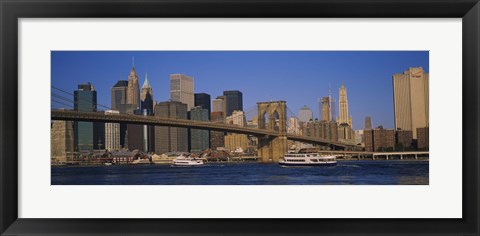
[417,127,429,150]
[111,80,128,148]
[141,75,155,152]
[210,111,225,150]
[364,130,374,152]
[372,126,395,152]
[74,83,103,151]
[154,101,188,154]
[223,90,243,117]
[111,80,128,110]
[127,109,144,151]
[189,106,210,152]
[396,130,413,148]
[194,93,211,119]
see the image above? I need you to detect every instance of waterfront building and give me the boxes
[337,81,352,126]
[127,66,140,109]
[417,127,429,150]
[298,105,313,123]
[140,74,155,152]
[189,106,210,152]
[104,110,121,151]
[111,80,129,148]
[321,96,332,122]
[393,67,429,139]
[365,127,395,152]
[364,116,372,130]
[154,101,188,154]
[74,83,101,151]
[194,93,211,118]
[364,130,374,152]
[223,90,243,116]
[51,120,74,164]
[372,126,395,152]
[170,74,194,110]
[210,111,225,150]
[396,129,413,149]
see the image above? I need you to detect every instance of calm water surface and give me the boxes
[51,160,428,185]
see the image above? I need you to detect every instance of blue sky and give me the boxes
[51,51,429,130]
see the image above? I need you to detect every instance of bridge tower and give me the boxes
[257,101,287,163]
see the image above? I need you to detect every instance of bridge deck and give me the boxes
[51,110,358,149]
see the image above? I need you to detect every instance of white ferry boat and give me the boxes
[279,153,337,167]
[173,154,204,166]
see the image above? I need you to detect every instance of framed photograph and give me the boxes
[1,0,479,235]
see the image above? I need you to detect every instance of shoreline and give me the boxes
[51,158,429,167]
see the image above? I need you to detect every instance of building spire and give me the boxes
[142,73,151,88]
[132,56,135,67]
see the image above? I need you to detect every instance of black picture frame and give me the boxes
[1,0,479,235]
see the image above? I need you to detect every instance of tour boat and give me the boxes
[279,153,337,166]
[173,154,204,166]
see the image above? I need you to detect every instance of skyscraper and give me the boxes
[210,111,225,150]
[298,105,313,123]
[141,73,154,114]
[212,96,225,113]
[104,110,121,151]
[337,81,352,126]
[321,96,331,122]
[194,93,211,117]
[74,83,98,151]
[393,67,429,139]
[111,80,129,148]
[170,74,194,110]
[189,106,210,152]
[111,80,128,111]
[141,73,155,152]
[364,116,372,130]
[126,66,140,109]
[223,90,243,116]
[154,101,188,154]
[127,109,144,151]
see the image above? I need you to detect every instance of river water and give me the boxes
[51,160,428,185]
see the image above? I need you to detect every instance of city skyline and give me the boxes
[51,51,429,130]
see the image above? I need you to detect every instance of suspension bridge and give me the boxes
[51,86,362,163]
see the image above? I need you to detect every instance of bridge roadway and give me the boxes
[51,110,357,149]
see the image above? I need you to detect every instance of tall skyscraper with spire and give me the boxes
[127,66,140,109]
[141,73,154,114]
[337,81,352,126]
[337,82,354,143]
[140,73,155,152]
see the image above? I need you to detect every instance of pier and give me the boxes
[316,150,429,160]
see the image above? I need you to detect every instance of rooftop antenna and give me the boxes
[132,56,135,67]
